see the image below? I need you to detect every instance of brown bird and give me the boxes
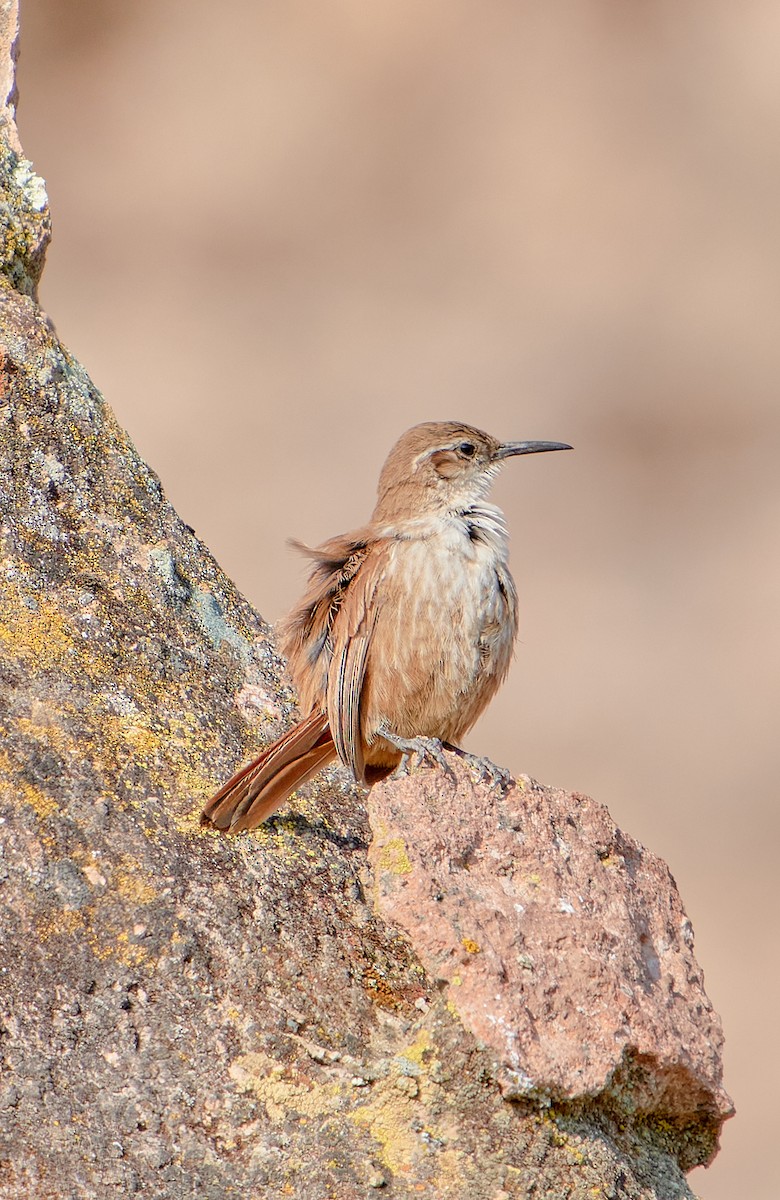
[202,421,571,832]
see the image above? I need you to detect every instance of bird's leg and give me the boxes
[442,743,512,792]
[378,727,457,782]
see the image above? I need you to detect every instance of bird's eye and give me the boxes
[459,441,476,457]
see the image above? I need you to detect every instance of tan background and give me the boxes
[17,3,779,1196]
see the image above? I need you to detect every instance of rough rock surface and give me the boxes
[0,9,730,1198]
[369,769,732,1162]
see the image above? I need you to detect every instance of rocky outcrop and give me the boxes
[0,7,730,1197]
[369,769,731,1172]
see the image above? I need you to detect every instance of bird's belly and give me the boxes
[362,532,516,746]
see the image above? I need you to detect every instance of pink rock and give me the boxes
[368,764,733,1144]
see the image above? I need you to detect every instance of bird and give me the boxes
[201,420,571,832]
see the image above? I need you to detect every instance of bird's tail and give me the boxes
[201,711,337,833]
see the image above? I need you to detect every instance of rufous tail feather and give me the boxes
[201,712,336,833]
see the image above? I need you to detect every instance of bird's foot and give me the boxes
[380,729,457,782]
[445,745,512,792]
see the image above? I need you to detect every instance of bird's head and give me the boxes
[372,420,571,520]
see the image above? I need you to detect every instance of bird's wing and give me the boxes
[325,545,387,783]
[278,529,371,715]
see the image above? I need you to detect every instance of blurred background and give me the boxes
[16,2,779,1195]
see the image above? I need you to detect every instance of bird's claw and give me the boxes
[409,736,456,781]
[381,730,457,782]
[447,746,512,792]
[380,728,509,790]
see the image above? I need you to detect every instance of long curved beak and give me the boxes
[494,440,572,460]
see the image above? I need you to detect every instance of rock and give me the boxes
[0,7,731,1196]
[0,5,49,295]
[368,767,733,1170]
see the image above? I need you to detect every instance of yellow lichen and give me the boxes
[172,806,210,837]
[18,775,59,820]
[0,583,76,672]
[36,909,85,941]
[461,938,481,955]
[119,719,162,763]
[35,905,149,968]
[92,928,149,968]
[17,710,69,751]
[377,837,413,876]
[0,751,60,820]
[350,1085,423,1175]
[398,1028,434,1069]
[113,857,157,905]
[351,1072,466,1193]
[228,1052,341,1124]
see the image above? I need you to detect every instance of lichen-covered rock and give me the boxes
[0,10,730,1196]
[1,280,728,1200]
